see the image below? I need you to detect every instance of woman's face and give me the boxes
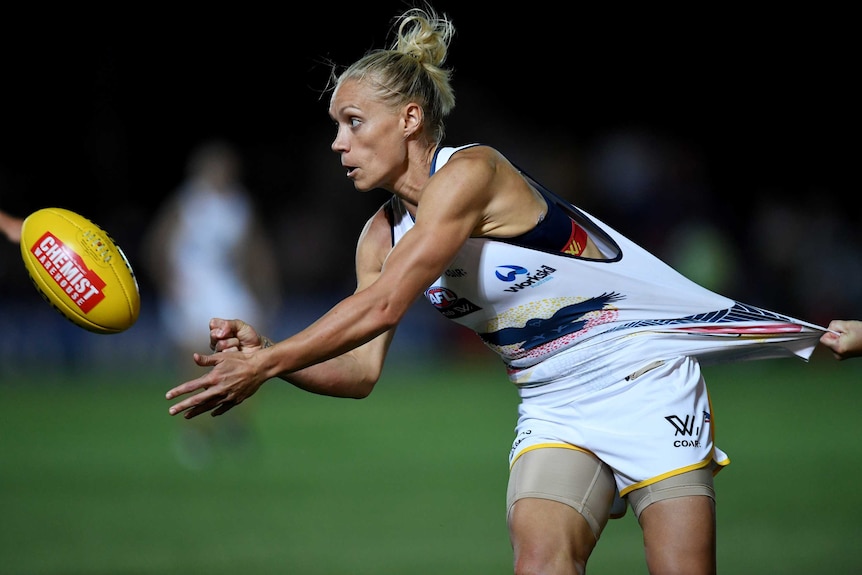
[329,78,408,192]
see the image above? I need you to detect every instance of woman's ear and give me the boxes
[402,102,423,138]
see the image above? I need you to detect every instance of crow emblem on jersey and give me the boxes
[479,292,624,350]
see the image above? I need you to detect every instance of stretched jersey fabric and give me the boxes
[387,144,826,389]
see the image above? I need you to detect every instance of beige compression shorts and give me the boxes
[506,447,716,538]
[509,356,729,496]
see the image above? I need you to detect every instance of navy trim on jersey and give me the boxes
[515,169,622,263]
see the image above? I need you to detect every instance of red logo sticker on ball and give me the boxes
[29,231,106,313]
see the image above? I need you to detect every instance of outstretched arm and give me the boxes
[165,192,468,418]
[165,147,506,419]
[166,205,403,417]
[209,208,402,399]
[0,209,23,243]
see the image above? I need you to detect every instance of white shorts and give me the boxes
[509,355,729,496]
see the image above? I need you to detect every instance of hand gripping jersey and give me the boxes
[387,145,826,389]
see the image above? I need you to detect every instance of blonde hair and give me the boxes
[333,5,456,145]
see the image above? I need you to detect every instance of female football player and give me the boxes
[166,5,825,574]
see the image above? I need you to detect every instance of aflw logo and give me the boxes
[30,232,106,313]
[424,286,482,319]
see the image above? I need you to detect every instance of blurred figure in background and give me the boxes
[0,208,23,243]
[143,139,281,468]
[820,320,862,360]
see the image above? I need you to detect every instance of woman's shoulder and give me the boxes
[433,143,505,173]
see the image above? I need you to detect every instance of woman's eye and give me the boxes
[349,117,361,128]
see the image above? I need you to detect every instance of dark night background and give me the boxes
[1,11,859,574]
[0,4,858,367]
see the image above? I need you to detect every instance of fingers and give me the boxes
[208,318,251,352]
[168,323,260,418]
[208,317,234,332]
[209,318,234,351]
[170,380,239,419]
[167,383,230,418]
[183,393,234,419]
[165,353,221,414]
[180,397,236,419]
[211,337,242,353]
[166,384,208,415]
[166,352,249,418]
[211,401,237,417]
[167,391,204,417]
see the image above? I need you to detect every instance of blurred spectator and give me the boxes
[142,139,281,467]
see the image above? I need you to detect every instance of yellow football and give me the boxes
[20,207,140,334]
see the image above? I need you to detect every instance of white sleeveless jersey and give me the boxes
[388,145,825,388]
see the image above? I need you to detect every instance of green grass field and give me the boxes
[1,353,860,574]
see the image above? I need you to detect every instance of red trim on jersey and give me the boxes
[561,221,589,256]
